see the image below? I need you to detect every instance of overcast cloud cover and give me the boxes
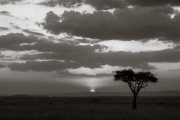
[0,0,180,95]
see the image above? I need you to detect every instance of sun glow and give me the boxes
[90,89,95,92]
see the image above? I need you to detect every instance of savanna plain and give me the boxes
[0,96,179,120]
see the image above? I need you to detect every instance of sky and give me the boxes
[0,0,180,95]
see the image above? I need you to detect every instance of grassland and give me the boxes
[0,96,179,120]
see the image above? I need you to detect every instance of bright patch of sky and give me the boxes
[149,62,180,71]
[68,65,119,75]
[0,3,95,36]
[67,65,140,75]
[99,39,175,52]
[1,50,42,59]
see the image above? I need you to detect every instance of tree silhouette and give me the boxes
[114,69,158,109]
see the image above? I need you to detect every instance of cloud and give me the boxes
[39,0,83,7]
[0,0,22,4]
[0,64,6,68]
[8,60,99,72]
[18,48,180,71]
[169,69,180,71]
[85,0,126,10]
[174,45,180,49]
[0,11,12,16]
[88,0,180,9]
[40,0,125,9]
[23,29,45,36]
[39,0,180,10]
[0,33,38,50]
[140,49,180,63]
[55,70,114,78]
[127,0,180,7]
[2,33,180,72]
[42,7,180,41]
[0,33,104,53]
[7,56,156,72]
[9,38,104,54]
[0,33,155,71]
[43,11,60,30]
[10,24,41,36]
[0,27,8,31]
[12,51,158,71]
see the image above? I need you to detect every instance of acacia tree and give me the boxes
[114,69,158,109]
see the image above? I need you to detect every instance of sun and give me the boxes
[90,89,95,92]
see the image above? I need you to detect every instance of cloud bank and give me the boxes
[39,0,180,9]
[42,7,180,41]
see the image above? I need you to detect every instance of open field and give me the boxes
[0,96,180,120]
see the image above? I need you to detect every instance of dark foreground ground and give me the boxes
[0,96,180,120]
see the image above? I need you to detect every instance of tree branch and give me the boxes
[142,82,148,88]
[128,82,135,94]
[131,83,136,91]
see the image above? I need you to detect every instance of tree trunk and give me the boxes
[132,93,137,110]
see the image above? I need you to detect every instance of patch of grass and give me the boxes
[0,96,179,120]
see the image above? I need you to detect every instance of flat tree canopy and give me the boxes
[114,69,158,109]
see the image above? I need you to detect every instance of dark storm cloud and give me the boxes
[42,7,180,41]
[0,27,9,31]
[23,29,45,36]
[0,0,22,4]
